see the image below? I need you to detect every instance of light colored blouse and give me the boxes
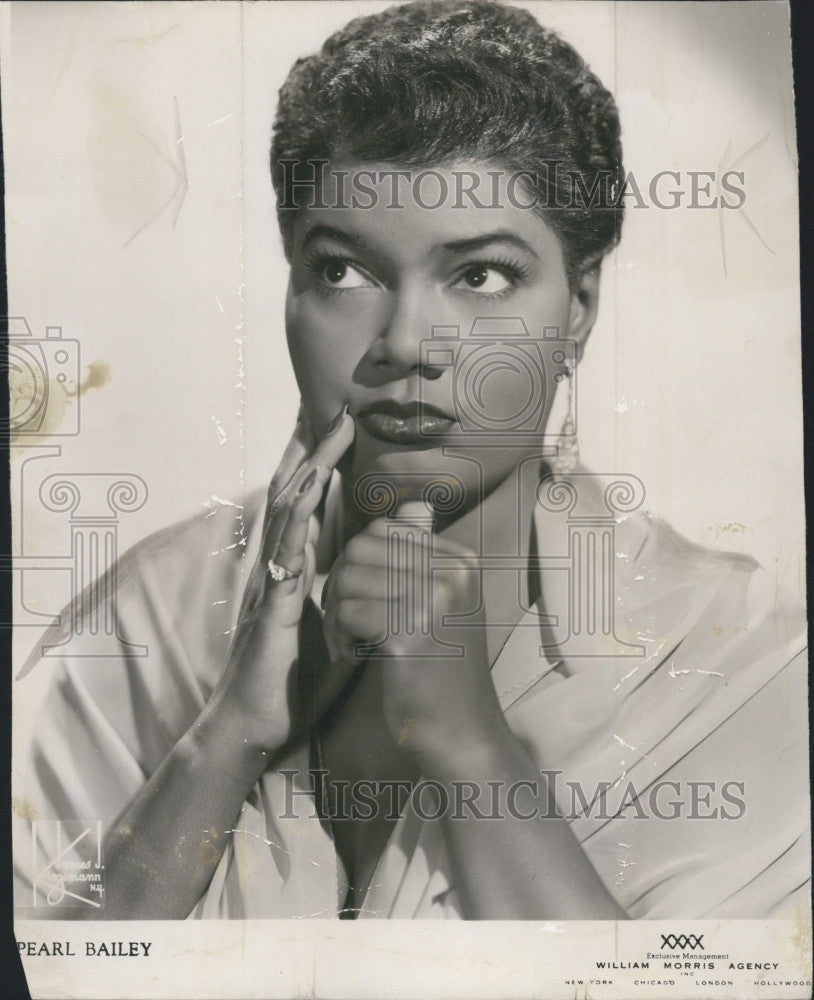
[14,467,810,920]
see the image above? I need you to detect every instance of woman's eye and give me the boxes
[453,265,514,295]
[320,259,374,289]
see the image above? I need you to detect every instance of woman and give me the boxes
[16,0,808,921]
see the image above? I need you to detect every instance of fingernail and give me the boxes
[325,403,349,437]
[297,467,318,496]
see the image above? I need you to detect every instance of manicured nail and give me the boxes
[297,467,318,496]
[325,403,349,437]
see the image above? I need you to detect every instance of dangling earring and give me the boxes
[550,360,579,475]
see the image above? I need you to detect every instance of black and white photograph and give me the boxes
[4,1,810,997]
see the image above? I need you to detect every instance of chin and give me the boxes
[346,438,487,517]
[350,437,453,478]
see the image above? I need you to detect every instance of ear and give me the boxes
[566,261,602,363]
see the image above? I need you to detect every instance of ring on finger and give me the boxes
[267,558,302,582]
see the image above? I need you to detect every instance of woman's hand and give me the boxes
[90,407,360,920]
[322,500,627,922]
[204,404,355,755]
[322,501,510,769]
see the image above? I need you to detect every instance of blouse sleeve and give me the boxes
[13,495,261,918]
[500,512,810,920]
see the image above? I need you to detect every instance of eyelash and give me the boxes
[452,255,532,300]
[300,250,532,300]
[301,250,374,298]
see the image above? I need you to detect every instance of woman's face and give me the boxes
[285,163,600,506]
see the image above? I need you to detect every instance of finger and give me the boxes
[265,405,354,533]
[386,516,480,619]
[336,597,388,635]
[309,405,356,472]
[355,498,431,545]
[360,515,391,539]
[265,405,355,573]
[265,405,314,508]
[321,596,363,666]
[321,550,402,612]
[393,500,434,524]
[305,509,320,552]
[266,464,333,588]
[428,532,480,567]
[341,531,391,567]
[353,498,431,541]
[294,400,318,452]
[331,565,397,602]
[385,506,480,567]
[347,516,430,604]
[322,614,340,665]
[272,463,333,562]
[264,404,351,525]
[334,599,387,659]
[301,536,317,600]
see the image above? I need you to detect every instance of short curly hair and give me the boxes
[270,0,624,283]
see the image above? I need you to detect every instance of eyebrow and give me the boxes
[301,224,373,254]
[441,231,540,259]
[300,224,540,261]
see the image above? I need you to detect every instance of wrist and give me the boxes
[415,713,525,782]
[185,695,272,786]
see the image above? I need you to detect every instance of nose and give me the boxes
[370,287,443,379]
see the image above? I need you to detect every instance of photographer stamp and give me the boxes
[30,821,105,910]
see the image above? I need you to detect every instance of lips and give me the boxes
[356,399,456,445]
